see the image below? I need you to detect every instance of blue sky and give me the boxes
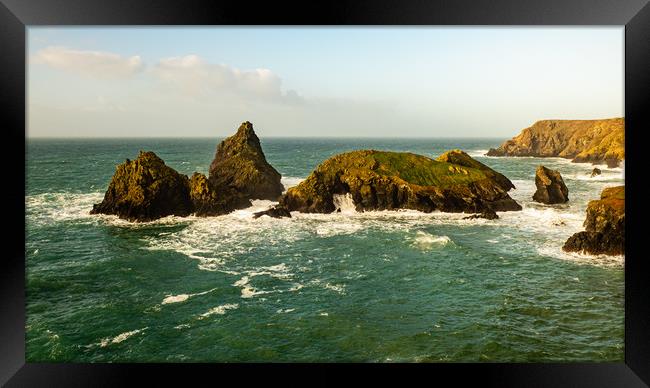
[28,27,623,138]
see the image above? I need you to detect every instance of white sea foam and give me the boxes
[99,327,147,347]
[161,287,218,305]
[467,149,490,157]
[198,303,239,319]
[410,231,453,250]
[276,308,296,314]
[281,176,304,191]
[332,193,357,214]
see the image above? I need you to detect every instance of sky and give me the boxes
[27,27,624,138]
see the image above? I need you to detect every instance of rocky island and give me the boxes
[487,118,624,167]
[563,186,625,256]
[532,165,569,204]
[278,149,521,214]
[91,121,283,221]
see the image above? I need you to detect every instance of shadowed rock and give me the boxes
[563,186,624,256]
[189,172,251,216]
[209,121,283,201]
[253,206,292,219]
[590,168,602,178]
[463,208,499,220]
[90,151,193,222]
[532,165,569,204]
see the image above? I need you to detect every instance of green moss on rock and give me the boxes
[280,150,521,214]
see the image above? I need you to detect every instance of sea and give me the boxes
[25,138,625,362]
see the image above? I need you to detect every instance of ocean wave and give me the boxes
[97,327,148,348]
[161,287,218,305]
[409,231,453,250]
[281,176,304,191]
[537,245,624,268]
[198,303,239,319]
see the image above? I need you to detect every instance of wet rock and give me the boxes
[189,172,250,216]
[590,168,602,178]
[253,206,292,219]
[532,165,569,204]
[462,208,499,220]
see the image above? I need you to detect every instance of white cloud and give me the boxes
[151,55,301,103]
[33,46,144,78]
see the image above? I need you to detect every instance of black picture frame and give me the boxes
[2,0,648,386]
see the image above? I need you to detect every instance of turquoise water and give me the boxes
[26,138,625,362]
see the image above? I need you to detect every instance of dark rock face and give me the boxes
[279,150,521,214]
[209,121,283,201]
[90,151,193,222]
[590,168,602,178]
[189,172,251,216]
[253,206,292,219]
[532,165,569,204]
[463,208,499,220]
[563,186,624,255]
[92,121,287,222]
[436,150,515,191]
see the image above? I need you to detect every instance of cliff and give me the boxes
[487,118,624,167]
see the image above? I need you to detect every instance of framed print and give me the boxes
[2,0,649,386]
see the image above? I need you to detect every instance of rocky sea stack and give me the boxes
[436,149,515,191]
[563,186,624,256]
[532,165,569,204]
[487,118,624,167]
[90,151,193,222]
[92,121,282,221]
[209,121,283,201]
[279,150,521,214]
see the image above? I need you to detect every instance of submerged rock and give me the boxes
[436,149,515,191]
[486,118,624,166]
[590,168,602,178]
[279,150,521,214]
[532,165,569,204]
[253,206,292,219]
[90,151,193,222]
[563,186,624,255]
[209,121,283,201]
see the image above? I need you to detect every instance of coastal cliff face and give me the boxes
[563,186,624,256]
[90,151,193,222]
[280,150,521,214]
[487,118,624,167]
[209,121,283,201]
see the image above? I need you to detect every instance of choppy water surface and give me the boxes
[26,138,624,362]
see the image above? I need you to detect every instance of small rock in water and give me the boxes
[253,206,292,219]
[463,208,499,220]
[532,165,569,204]
[590,168,602,177]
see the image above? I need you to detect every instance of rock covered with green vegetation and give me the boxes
[279,150,521,214]
[209,121,283,200]
[532,165,569,204]
[563,186,624,255]
[90,151,193,221]
[487,118,624,167]
[436,149,515,191]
